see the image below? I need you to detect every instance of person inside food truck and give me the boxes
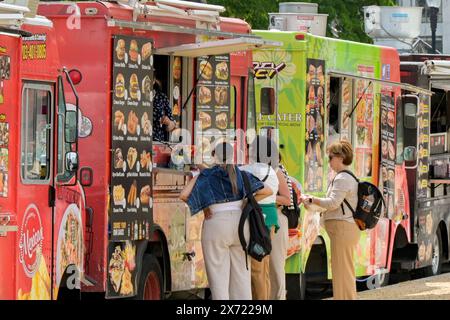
[153,77,177,142]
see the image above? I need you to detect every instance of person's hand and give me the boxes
[300,195,314,206]
[204,208,212,220]
[161,116,171,126]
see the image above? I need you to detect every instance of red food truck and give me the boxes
[36,0,276,300]
[0,1,85,300]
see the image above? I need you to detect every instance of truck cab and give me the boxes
[0,0,85,300]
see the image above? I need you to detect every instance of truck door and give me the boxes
[16,82,54,300]
[52,75,85,299]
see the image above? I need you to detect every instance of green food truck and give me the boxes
[252,29,433,299]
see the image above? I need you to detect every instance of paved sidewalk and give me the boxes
[356,273,450,300]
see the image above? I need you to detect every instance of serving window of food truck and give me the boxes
[154,37,279,165]
[328,70,432,178]
[21,83,53,183]
[426,80,450,196]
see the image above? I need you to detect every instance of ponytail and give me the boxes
[225,165,238,195]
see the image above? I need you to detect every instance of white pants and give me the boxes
[269,210,289,300]
[202,210,251,300]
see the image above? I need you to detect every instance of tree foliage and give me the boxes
[207,0,396,43]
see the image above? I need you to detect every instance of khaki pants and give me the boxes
[269,211,288,300]
[324,220,360,300]
[251,227,275,300]
[202,210,251,300]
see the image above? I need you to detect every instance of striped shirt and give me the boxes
[279,164,295,209]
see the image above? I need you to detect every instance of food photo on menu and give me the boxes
[142,76,152,101]
[198,111,212,130]
[129,40,139,63]
[114,148,125,169]
[215,86,228,105]
[127,110,139,135]
[115,73,126,99]
[127,147,138,171]
[198,86,212,105]
[215,61,229,80]
[215,112,228,130]
[173,57,182,80]
[139,150,152,171]
[199,60,213,80]
[129,74,140,101]
[141,112,152,136]
[116,39,126,61]
[114,110,125,133]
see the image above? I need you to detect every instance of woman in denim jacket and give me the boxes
[180,142,272,300]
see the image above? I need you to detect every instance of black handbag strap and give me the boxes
[262,164,271,182]
[238,170,255,270]
[333,170,358,216]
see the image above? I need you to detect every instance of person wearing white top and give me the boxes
[240,136,291,300]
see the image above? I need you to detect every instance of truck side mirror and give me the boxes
[404,102,418,129]
[65,110,78,143]
[404,146,417,162]
[66,151,79,173]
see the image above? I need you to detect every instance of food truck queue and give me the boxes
[1,0,279,300]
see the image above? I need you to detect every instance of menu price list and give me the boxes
[195,55,231,163]
[380,94,396,218]
[353,71,374,179]
[417,94,430,198]
[110,35,154,241]
[304,58,325,193]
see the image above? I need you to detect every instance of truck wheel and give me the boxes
[423,228,443,277]
[286,273,306,300]
[135,254,163,300]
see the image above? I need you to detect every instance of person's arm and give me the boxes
[308,176,348,210]
[254,185,273,202]
[158,93,176,132]
[179,175,199,202]
[276,169,291,206]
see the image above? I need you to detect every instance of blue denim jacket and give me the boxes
[187,166,264,215]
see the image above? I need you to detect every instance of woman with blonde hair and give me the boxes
[301,140,360,300]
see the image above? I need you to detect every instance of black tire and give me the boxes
[422,228,443,277]
[286,273,306,300]
[134,254,163,300]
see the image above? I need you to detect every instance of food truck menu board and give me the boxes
[380,94,396,218]
[172,56,182,127]
[354,65,375,178]
[417,94,430,198]
[305,59,325,193]
[110,35,154,242]
[108,36,154,298]
[195,55,230,162]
